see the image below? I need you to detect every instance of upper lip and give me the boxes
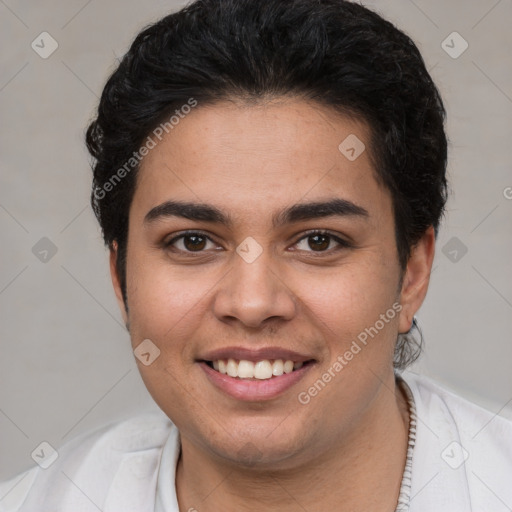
[199,346,314,363]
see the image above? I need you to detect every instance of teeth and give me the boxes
[210,358,305,380]
[238,360,255,378]
[226,358,238,377]
[272,359,284,376]
[283,360,294,374]
[254,360,273,379]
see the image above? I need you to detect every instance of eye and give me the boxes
[293,230,351,253]
[164,231,218,253]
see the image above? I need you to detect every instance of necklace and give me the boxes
[394,376,417,512]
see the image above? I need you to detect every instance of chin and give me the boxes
[204,419,312,469]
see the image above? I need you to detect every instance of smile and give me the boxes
[198,350,315,401]
[206,358,307,380]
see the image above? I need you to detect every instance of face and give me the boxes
[110,98,433,469]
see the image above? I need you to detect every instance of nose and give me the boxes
[212,245,297,329]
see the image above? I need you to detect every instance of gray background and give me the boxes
[0,0,511,482]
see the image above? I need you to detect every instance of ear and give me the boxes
[398,226,436,334]
[109,241,128,326]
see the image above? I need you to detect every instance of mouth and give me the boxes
[197,348,316,401]
[203,358,314,380]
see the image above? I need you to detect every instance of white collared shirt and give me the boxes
[1,372,511,512]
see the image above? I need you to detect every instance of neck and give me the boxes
[176,374,410,512]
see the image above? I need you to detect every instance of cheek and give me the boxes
[124,256,214,417]
[293,257,399,334]
[125,252,214,347]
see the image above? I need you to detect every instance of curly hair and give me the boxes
[86,0,448,370]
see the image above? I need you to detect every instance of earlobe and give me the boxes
[398,226,436,334]
[109,241,128,325]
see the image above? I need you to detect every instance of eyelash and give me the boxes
[163,229,352,255]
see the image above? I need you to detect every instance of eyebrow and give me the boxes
[144,198,369,228]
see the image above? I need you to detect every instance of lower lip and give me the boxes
[199,362,313,401]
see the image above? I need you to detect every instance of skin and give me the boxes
[110,97,435,511]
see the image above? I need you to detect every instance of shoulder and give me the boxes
[403,371,512,442]
[0,412,174,512]
[401,371,512,511]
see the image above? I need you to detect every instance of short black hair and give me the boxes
[86,0,448,370]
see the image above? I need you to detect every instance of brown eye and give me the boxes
[307,234,330,251]
[294,230,351,253]
[165,232,216,253]
[183,234,207,251]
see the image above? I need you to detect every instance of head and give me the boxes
[86,0,447,468]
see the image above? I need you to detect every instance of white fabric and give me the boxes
[1,372,511,512]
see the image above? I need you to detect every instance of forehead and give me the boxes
[131,98,391,227]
